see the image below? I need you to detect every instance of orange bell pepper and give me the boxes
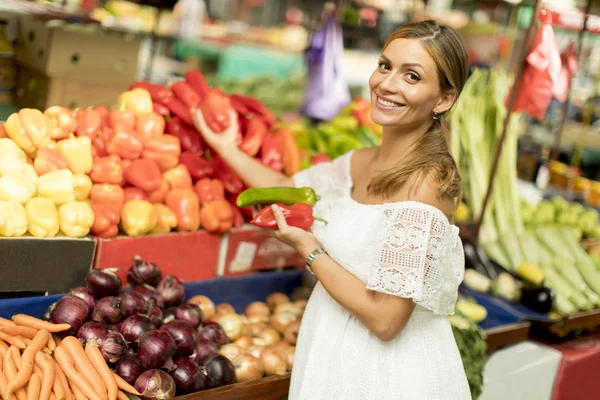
[44,106,77,140]
[75,109,102,138]
[5,109,50,156]
[124,159,162,193]
[90,203,119,238]
[120,199,158,236]
[151,203,178,234]
[142,135,181,172]
[148,179,169,203]
[106,128,144,160]
[136,112,165,142]
[56,135,94,174]
[165,189,200,232]
[93,106,111,130]
[90,184,125,213]
[200,199,233,233]
[92,128,114,160]
[110,110,136,131]
[34,148,68,176]
[90,155,123,184]
[163,164,193,190]
[194,178,225,204]
[124,187,149,202]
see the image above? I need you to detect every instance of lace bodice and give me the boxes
[293,151,464,315]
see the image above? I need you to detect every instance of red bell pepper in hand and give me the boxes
[76,109,102,138]
[136,112,165,142]
[172,81,201,108]
[34,148,69,176]
[230,94,250,116]
[197,89,232,133]
[200,199,233,233]
[129,81,173,103]
[90,184,125,213]
[240,116,268,157]
[164,97,193,125]
[142,135,181,172]
[185,70,210,99]
[90,203,120,238]
[90,154,123,184]
[153,102,170,117]
[260,130,284,171]
[165,188,200,232]
[237,95,276,128]
[110,110,136,131]
[211,157,243,194]
[93,106,110,130]
[164,164,193,190]
[124,159,162,193]
[251,203,323,230]
[194,178,224,204]
[179,152,213,180]
[148,178,169,203]
[166,118,203,155]
[106,128,144,160]
[124,187,149,202]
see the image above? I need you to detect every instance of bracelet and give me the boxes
[305,247,327,275]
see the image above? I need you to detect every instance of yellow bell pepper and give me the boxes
[0,168,37,203]
[0,138,27,175]
[5,108,50,156]
[121,199,157,236]
[0,200,27,237]
[118,88,153,116]
[56,135,93,174]
[73,173,92,201]
[58,200,94,237]
[150,203,178,234]
[37,169,75,205]
[20,164,38,184]
[25,197,59,237]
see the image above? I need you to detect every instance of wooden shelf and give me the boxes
[537,308,600,338]
[484,322,532,353]
[175,375,291,400]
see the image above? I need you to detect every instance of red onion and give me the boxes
[161,320,197,357]
[199,322,230,346]
[41,302,57,321]
[115,355,145,386]
[162,307,177,325]
[204,355,236,389]
[120,315,156,343]
[132,285,164,308]
[69,287,96,313]
[77,321,108,345]
[50,295,89,335]
[191,337,220,365]
[170,358,209,394]
[86,268,122,298]
[108,321,123,332]
[120,291,149,318]
[145,304,164,327]
[128,256,162,287]
[134,369,176,400]
[175,303,203,328]
[137,330,177,370]
[156,276,185,308]
[92,296,122,324]
[100,331,127,363]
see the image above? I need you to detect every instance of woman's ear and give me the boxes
[435,91,457,114]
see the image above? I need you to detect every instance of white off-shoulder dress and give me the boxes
[288,151,471,400]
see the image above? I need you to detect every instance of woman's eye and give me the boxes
[378,62,390,71]
[406,72,420,82]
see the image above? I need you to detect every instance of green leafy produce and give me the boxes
[449,314,487,399]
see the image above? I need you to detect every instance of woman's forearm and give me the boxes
[217,145,292,188]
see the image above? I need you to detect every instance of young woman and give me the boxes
[193,20,471,400]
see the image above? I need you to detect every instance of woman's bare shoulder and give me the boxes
[350,147,380,179]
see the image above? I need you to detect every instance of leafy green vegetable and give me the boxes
[450,313,487,399]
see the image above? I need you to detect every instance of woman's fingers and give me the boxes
[271,205,289,230]
[192,108,214,136]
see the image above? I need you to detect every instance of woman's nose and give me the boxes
[378,74,397,94]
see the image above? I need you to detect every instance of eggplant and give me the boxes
[520,286,555,314]
[461,238,500,279]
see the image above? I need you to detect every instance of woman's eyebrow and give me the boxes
[401,62,424,72]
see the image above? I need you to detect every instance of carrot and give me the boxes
[71,384,89,400]
[0,340,8,358]
[33,363,43,377]
[112,374,140,396]
[11,316,70,333]
[47,335,57,352]
[116,392,128,400]
[51,360,65,400]
[0,327,37,340]
[26,373,41,400]
[0,334,25,350]
[35,352,55,400]
[84,345,117,400]
[61,338,107,400]
[49,393,57,400]
[0,318,16,327]
[6,329,49,396]
[0,369,17,400]
[54,347,102,400]
[4,350,26,400]
[54,361,72,400]
[21,339,32,347]
[53,336,62,347]
[9,347,21,370]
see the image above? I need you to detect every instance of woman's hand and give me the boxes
[192,108,238,154]
[263,205,321,258]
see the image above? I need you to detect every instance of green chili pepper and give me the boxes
[236,187,321,208]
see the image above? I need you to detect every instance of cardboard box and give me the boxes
[15,18,140,84]
[221,225,304,276]
[15,66,128,109]
[0,237,96,296]
[0,58,16,89]
[93,232,221,284]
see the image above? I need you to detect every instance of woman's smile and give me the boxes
[375,95,405,110]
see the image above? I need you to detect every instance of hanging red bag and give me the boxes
[553,42,578,103]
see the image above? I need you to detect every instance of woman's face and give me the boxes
[369,38,447,128]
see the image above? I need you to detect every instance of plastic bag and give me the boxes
[553,42,578,103]
[509,10,561,120]
[301,15,351,121]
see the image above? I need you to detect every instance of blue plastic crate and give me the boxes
[0,270,304,319]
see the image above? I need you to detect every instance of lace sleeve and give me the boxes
[366,204,464,315]
[292,151,353,198]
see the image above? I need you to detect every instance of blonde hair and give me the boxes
[368,20,468,202]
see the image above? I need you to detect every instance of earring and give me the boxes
[433,111,439,120]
